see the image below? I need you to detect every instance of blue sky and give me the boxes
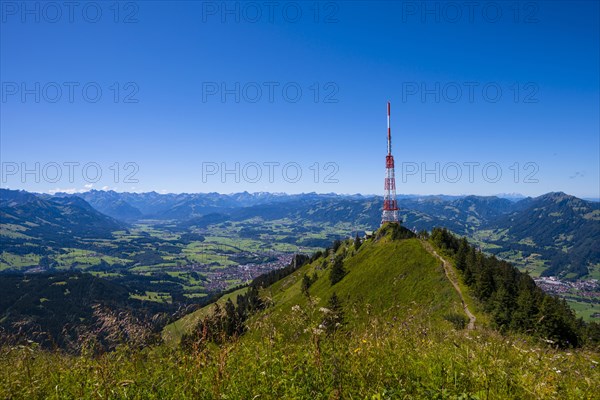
[1,1,598,198]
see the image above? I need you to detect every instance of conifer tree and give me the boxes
[354,233,362,250]
[475,254,495,301]
[224,298,237,337]
[455,238,468,271]
[323,292,344,335]
[510,285,537,333]
[490,284,513,331]
[332,239,342,253]
[301,273,312,297]
[329,255,346,286]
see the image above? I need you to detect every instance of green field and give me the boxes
[565,298,600,322]
[0,252,40,270]
[130,291,172,303]
[54,249,131,270]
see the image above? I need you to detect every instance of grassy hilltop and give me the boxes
[1,224,599,399]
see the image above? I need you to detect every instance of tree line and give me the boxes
[430,227,600,348]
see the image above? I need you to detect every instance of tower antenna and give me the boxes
[382,101,399,225]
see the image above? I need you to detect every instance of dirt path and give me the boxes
[422,241,476,330]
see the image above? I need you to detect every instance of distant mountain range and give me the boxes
[49,190,362,221]
[483,192,600,278]
[43,190,538,222]
[1,189,598,279]
[1,189,124,254]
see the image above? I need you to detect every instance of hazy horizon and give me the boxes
[4,186,599,201]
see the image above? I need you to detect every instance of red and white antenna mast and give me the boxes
[382,101,399,224]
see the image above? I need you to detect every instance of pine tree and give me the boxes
[301,273,312,297]
[475,253,495,301]
[490,284,513,331]
[510,285,537,333]
[329,255,346,286]
[323,292,344,335]
[224,298,237,337]
[536,296,581,347]
[354,233,362,250]
[455,238,468,271]
[463,247,477,286]
[332,240,342,253]
[235,294,248,324]
[209,303,224,342]
[246,285,263,312]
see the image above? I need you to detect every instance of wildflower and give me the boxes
[306,326,324,336]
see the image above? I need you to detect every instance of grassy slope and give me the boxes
[164,236,465,345]
[3,234,599,399]
[260,237,464,335]
[162,286,248,347]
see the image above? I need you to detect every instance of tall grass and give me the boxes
[1,314,598,399]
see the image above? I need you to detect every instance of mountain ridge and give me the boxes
[2,188,598,279]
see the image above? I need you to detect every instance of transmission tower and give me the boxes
[382,101,399,224]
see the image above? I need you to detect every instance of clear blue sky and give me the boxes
[1,1,598,198]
